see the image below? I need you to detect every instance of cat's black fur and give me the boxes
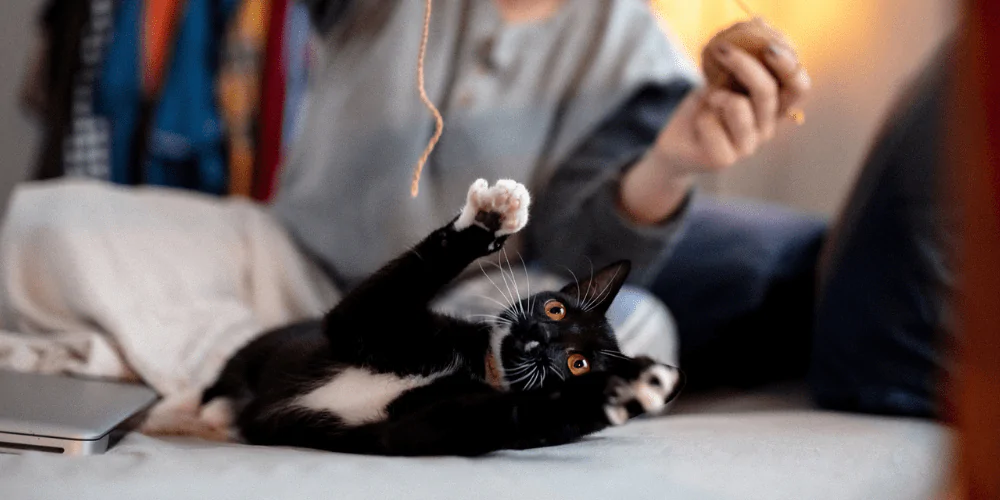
[202,182,683,456]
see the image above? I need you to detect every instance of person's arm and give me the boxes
[621,32,811,224]
[530,20,809,283]
[528,80,696,283]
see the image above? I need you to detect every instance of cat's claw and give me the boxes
[603,364,683,426]
[455,179,531,237]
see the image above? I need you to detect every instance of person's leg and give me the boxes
[808,44,954,418]
[650,195,826,390]
[434,270,679,366]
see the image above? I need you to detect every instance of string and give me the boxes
[733,0,755,17]
[729,0,805,125]
[411,0,445,198]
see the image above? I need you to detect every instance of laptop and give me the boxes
[0,370,158,455]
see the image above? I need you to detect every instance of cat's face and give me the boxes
[493,261,633,391]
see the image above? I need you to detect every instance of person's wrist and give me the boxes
[618,150,695,225]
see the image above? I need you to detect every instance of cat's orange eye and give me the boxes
[567,353,590,375]
[544,300,566,321]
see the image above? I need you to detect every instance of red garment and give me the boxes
[252,0,289,202]
[143,0,187,97]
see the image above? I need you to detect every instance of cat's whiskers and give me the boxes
[582,257,595,309]
[561,265,583,308]
[584,266,622,312]
[524,369,541,390]
[598,349,631,360]
[501,249,526,320]
[479,262,515,311]
[474,294,512,313]
[548,361,566,381]
[518,252,533,316]
[507,367,538,386]
[492,258,519,321]
[505,369,534,382]
[504,362,535,376]
[468,314,512,326]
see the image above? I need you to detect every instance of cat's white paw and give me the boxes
[603,364,682,426]
[454,179,531,237]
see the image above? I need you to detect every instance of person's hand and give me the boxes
[619,30,810,225]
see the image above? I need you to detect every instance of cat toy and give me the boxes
[701,0,807,124]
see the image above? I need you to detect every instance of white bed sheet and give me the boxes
[0,405,948,500]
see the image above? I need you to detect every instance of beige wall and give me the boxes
[706,0,958,216]
[0,0,45,213]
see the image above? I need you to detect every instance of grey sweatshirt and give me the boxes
[271,0,699,287]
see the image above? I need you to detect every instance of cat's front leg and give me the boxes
[325,180,531,333]
[453,179,531,250]
[599,357,685,426]
[510,357,684,449]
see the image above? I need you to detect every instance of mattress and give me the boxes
[0,386,949,500]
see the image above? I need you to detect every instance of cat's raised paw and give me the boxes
[603,363,683,426]
[455,179,531,236]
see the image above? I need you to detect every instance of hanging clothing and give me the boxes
[31,0,91,180]
[219,0,272,197]
[281,2,312,152]
[96,0,238,194]
[142,0,188,96]
[63,0,116,181]
[252,0,289,201]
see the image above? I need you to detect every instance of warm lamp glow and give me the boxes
[650,0,875,71]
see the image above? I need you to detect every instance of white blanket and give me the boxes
[0,180,338,397]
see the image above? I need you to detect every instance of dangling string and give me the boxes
[733,0,755,17]
[411,0,445,198]
[729,0,806,125]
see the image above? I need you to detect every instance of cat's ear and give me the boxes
[560,260,631,314]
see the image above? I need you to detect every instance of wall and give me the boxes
[0,0,45,213]
[655,0,958,217]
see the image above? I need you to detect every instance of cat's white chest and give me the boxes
[295,368,446,425]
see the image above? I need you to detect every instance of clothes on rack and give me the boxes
[29,0,312,198]
[282,3,312,153]
[219,0,273,197]
[252,0,289,201]
[63,0,116,181]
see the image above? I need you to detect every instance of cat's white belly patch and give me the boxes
[294,368,445,426]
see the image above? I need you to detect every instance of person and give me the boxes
[2,0,810,399]
[270,0,809,360]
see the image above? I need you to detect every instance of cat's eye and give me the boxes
[567,353,590,375]
[544,300,566,321]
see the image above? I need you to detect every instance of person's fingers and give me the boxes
[712,42,778,139]
[706,90,758,156]
[694,112,738,169]
[762,43,811,114]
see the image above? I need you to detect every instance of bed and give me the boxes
[0,384,948,500]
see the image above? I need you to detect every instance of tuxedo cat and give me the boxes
[199,179,683,456]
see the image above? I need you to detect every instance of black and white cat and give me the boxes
[198,179,683,456]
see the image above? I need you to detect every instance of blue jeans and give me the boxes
[650,195,826,391]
